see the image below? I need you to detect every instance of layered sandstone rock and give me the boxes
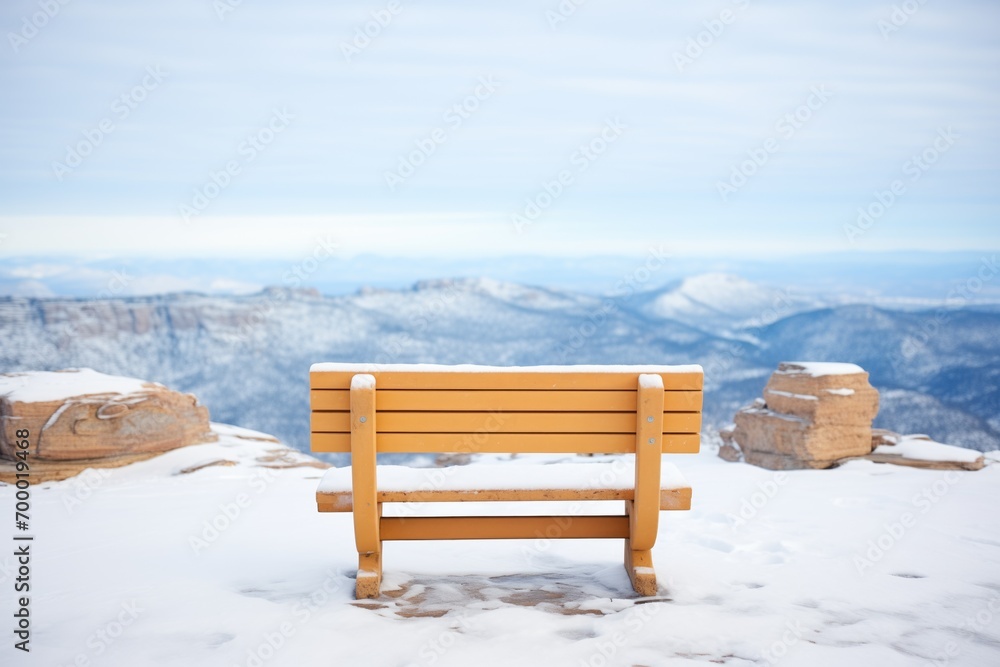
[866,429,985,471]
[719,362,879,470]
[0,369,217,482]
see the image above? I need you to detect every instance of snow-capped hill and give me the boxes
[411,277,591,310]
[352,277,594,315]
[412,277,512,294]
[637,273,822,331]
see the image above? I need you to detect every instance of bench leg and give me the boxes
[624,539,657,596]
[355,502,383,599]
[356,544,383,599]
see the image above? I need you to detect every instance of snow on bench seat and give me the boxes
[316,461,692,511]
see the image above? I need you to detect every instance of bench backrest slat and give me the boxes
[312,410,701,434]
[310,365,703,455]
[311,432,701,454]
[310,389,703,412]
[310,369,703,391]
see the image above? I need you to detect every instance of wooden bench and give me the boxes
[310,363,703,598]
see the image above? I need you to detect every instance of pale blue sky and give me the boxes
[0,0,997,258]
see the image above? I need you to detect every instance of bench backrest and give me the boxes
[310,363,703,456]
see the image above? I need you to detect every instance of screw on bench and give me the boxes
[648,438,656,444]
[647,416,654,422]
[359,416,367,423]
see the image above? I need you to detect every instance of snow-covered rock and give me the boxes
[0,369,216,482]
[867,430,985,470]
[720,362,879,469]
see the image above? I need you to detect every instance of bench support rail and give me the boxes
[631,374,664,551]
[380,515,630,541]
[351,374,381,599]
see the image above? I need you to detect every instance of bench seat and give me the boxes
[316,462,692,511]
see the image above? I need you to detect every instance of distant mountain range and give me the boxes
[626,273,825,331]
[1,273,998,454]
[3,251,999,302]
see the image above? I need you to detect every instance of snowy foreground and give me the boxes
[4,425,1000,667]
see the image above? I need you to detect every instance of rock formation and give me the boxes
[719,362,879,470]
[720,362,987,471]
[0,368,217,482]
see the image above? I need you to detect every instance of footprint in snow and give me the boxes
[691,536,736,553]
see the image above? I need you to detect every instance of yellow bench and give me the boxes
[310,363,703,598]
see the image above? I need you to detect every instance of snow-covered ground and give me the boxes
[4,425,1000,667]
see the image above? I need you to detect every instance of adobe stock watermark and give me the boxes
[844,126,958,244]
[578,604,663,667]
[727,472,788,530]
[0,555,16,586]
[232,568,347,667]
[220,236,339,348]
[673,0,751,72]
[54,601,144,667]
[519,457,641,569]
[888,254,997,372]
[704,289,798,379]
[7,0,72,53]
[63,268,134,340]
[340,0,405,62]
[179,108,294,223]
[877,0,930,40]
[759,619,806,665]
[716,85,833,202]
[364,280,464,367]
[943,255,998,309]
[854,470,962,575]
[402,615,475,666]
[387,412,507,521]
[61,467,114,514]
[96,269,133,299]
[188,468,279,555]
[52,65,167,181]
[213,0,246,21]
[555,245,669,361]
[384,75,500,191]
[545,0,587,29]
[511,117,627,233]
[930,593,1000,666]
